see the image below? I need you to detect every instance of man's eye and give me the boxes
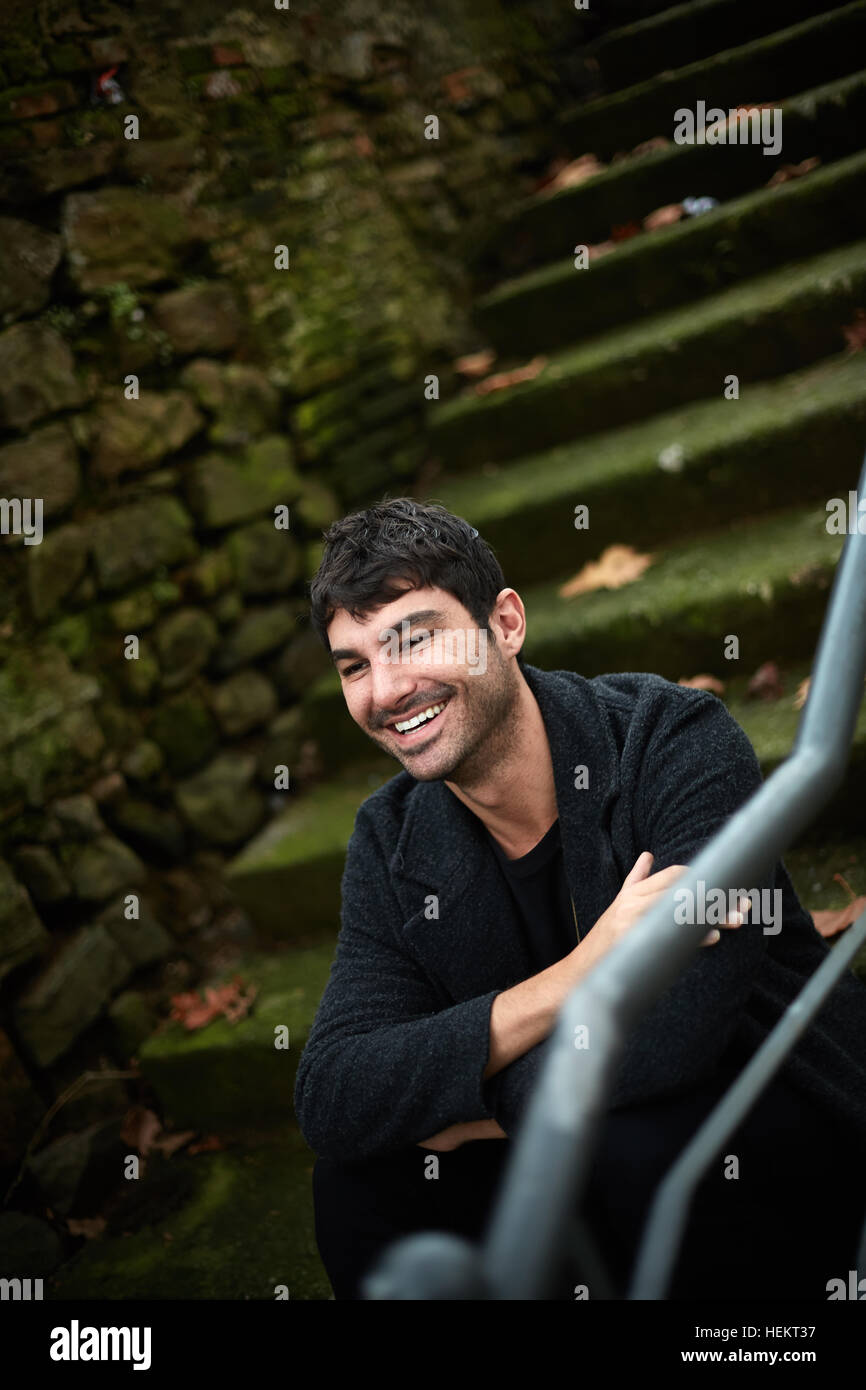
[342,662,363,676]
[406,631,430,650]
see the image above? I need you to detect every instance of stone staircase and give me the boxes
[55,0,866,1299]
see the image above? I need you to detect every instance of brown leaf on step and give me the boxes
[677,674,726,693]
[630,136,671,157]
[121,1105,163,1156]
[454,349,496,377]
[541,153,605,194]
[169,975,257,1031]
[188,1134,226,1156]
[152,1129,196,1158]
[122,1104,195,1159]
[812,896,866,939]
[610,221,642,242]
[353,133,375,159]
[585,240,617,261]
[793,676,810,710]
[643,203,684,231]
[67,1216,106,1240]
[842,309,866,354]
[473,355,547,397]
[559,544,654,598]
[746,661,783,701]
[440,66,484,105]
[765,156,820,188]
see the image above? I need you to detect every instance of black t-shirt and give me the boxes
[485,817,578,974]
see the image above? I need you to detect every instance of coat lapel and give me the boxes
[387,664,626,1001]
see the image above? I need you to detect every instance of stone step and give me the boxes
[558,0,866,162]
[136,946,337,1132]
[224,762,395,936]
[518,501,848,678]
[225,660,866,939]
[430,352,866,579]
[583,0,839,96]
[475,148,866,357]
[51,1121,331,1299]
[474,68,866,282]
[431,242,866,470]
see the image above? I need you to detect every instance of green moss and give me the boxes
[434,351,866,587]
[433,240,866,469]
[42,614,91,663]
[50,1124,331,1299]
[226,763,394,935]
[138,947,336,1127]
[477,150,866,356]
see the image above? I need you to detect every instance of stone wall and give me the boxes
[0,0,599,1181]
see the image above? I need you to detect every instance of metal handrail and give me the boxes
[630,899,866,1298]
[364,452,866,1300]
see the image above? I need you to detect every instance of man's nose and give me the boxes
[368,648,419,724]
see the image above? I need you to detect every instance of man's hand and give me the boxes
[593,850,750,951]
[417,1118,508,1151]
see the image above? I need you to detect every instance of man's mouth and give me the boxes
[384,697,450,742]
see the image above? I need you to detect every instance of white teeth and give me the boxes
[394,700,446,733]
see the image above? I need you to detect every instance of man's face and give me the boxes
[327,584,523,782]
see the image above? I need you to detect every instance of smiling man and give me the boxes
[294,496,866,1301]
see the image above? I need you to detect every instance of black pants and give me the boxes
[311,1071,866,1300]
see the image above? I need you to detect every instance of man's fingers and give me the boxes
[622,850,654,886]
[701,897,753,944]
[636,863,689,891]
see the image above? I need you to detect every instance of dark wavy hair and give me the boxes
[307,495,526,671]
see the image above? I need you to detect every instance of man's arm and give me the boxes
[482,688,776,1135]
[293,803,508,1164]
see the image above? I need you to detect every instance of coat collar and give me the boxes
[387,664,623,930]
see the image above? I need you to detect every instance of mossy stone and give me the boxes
[175,752,266,846]
[148,691,220,777]
[90,497,197,593]
[228,518,302,595]
[208,670,279,737]
[154,607,219,690]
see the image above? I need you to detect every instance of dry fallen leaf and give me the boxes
[582,240,617,262]
[473,355,547,397]
[67,1216,106,1240]
[842,309,866,354]
[747,661,783,701]
[188,1134,226,1156]
[793,676,810,710]
[440,66,484,105]
[705,101,778,139]
[154,1129,196,1158]
[678,674,726,693]
[120,1105,162,1156]
[559,544,654,598]
[765,156,820,188]
[644,203,685,231]
[121,1104,195,1158]
[169,975,257,1031]
[812,898,866,938]
[454,348,496,377]
[630,136,671,157]
[610,221,642,242]
[541,152,605,194]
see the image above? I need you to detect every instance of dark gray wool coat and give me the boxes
[294,663,866,1165]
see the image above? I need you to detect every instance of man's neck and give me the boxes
[444,676,559,858]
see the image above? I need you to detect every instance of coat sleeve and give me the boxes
[484,688,780,1134]
[293,804,501,1164]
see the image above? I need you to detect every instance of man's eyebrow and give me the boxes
[330,610,447,665]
